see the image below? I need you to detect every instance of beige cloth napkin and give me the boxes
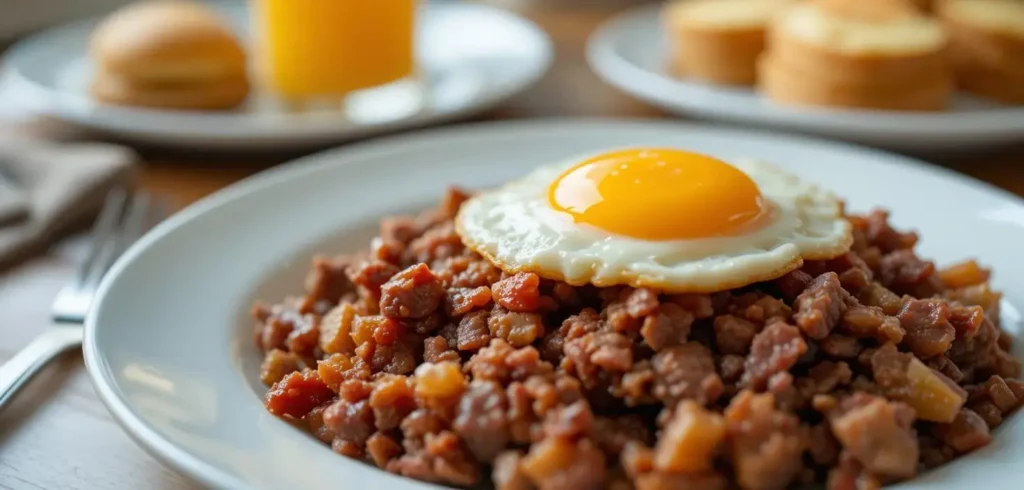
[0,122,138,269]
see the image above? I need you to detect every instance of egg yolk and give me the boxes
[548,148,768,240]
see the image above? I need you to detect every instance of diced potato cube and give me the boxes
[905,357,965,423]
[654,400,726,473]
[320,303,356,354]
[414,362,466,399]
[938,260,990,289]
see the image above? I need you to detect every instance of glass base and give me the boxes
[248,75,427,124]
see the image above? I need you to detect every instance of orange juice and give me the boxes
[253,0,416,98]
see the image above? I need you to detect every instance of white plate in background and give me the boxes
[85,119,1023,490]
[0,0,552,149]
[587,4,1024,151]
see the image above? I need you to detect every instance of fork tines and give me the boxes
[54,189,165,323]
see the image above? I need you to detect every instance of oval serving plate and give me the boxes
[85,119,1023,489]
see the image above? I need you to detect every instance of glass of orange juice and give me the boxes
[251,0,417,102]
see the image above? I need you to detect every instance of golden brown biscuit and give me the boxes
[759,0,952,110]
[89,0,249,110]
[767,27,948,85]
[664,0,795,85]
[956,63,1024,104]
[938,0,1024,104]
[759,54,951,110]
[90,71,250,111]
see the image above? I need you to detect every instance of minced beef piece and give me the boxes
[454,380,510,461]
[564,331,634,388]
[898,299,956,359]
[859,209,918,253]
[493,273,548,312]
[820,334,863,359]
[714,315,758,355]
[640,303,694,351]
[934,408,992,453]
[840,304,905,344]
[742,321,807,390]
[973,375,1023,413]
[826,452,883,490]
[446,286,493,316]
[593,414,653,456]
[388,430,480,486]
[456,310,492,351]
[490,306,546,348]
[652,343,723,407]
[878,249,936,294]
[405,222,464,266]
[773,270,814,302]
[798,361,853,403]
[265,370,335,418]
[493,451,532,490]
[542,400,594,440]
[793,273,849,340]
[626,288,660,317]
[257,200,1022,490]
[380,264,446,319]
[808,423,840,466]
[324,398,375,446]
[424,336,460,363]
[634,472,728,490]
[254,303,309,352]
[348,259,400,298]
[304,255,355,309]
[724,391,805,490]
[828,393,918,479]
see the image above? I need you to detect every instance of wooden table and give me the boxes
[1,2,1022,489]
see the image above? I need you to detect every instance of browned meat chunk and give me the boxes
[898,299,956,358]
[713,315,758,355]
[828,393,918,479]
[934,408,992,453]
[724,391,805,490]
[793,273,849,339]
[653,343,723,406]
[493,273,547,312]
[742,321,807,390]
[454,380,510,461]
[446,286,493,316]
[380,264,445,319]
[264,370,335,418]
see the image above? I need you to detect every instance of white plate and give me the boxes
[85,119,1024,489]
[586,4,1024,151]
[0,0,552,149]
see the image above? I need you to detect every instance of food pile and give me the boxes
[256,188,1023,490]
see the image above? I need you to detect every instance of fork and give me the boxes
[0,189,164,411]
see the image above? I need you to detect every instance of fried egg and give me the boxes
[455,148,852,293]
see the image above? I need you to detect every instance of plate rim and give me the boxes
[83,117,1024,489]
[0,1,553,148]
[586,4,1024,143]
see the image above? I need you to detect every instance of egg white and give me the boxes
[455,157,852,293]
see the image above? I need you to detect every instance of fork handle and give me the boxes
[0,326,83,412]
